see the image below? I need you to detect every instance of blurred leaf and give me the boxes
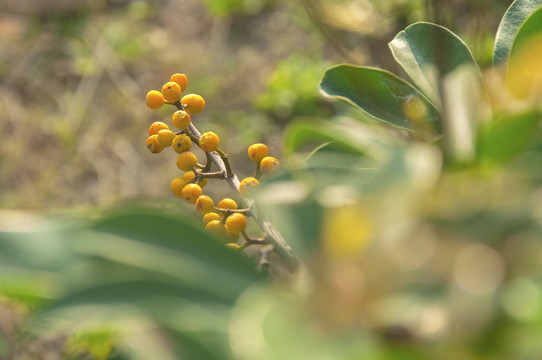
[506,6,542,99]
[389,22,484,109]
[319,65,441,134]
[283,116,392,159]
[493,0,542,65]
[477,109,541,165]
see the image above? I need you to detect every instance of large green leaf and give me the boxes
[389,22,483,109]
[493,0,542,65]
[507,6,542,99]
[477,109,541,165]
[319,65,441,134]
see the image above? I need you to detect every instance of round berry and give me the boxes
[182,171,208,188]
[176,151,198,171]
[260,156,280,175]
[162,81,182,103]
[157,129,175,147]
[217,198,237,210]
[226,243,240,250]
[146,90,164,110]
[146,134,164,154]
[199,131,220,152]
[205,220,226,237]
[195,195,215,214]
[170,73,188,92]
[225,213,247,234]
[181,183,202,204]
[239,177,260,196]
[148,121,169,136]
[181,94,205,115]
[248,143,269,162]
[225,230,239,243]
[172,134,192,154]
[203,212,222,226]
[171,110,191,129]
[170,177,188,198]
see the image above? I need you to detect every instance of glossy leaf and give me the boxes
[319,65,441,134]
[389,22,482,108]
[507,6,542,99]
[493,0,542,65]
[477,109,541,165]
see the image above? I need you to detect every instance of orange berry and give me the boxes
[181,94,205,115]
[170,177,188,198]
[176,151,198,171]
[181,183,202,204]
[199,131,220,152]
[162,81,182,102]
[205,220,226,237]
[203,212,222,225]
[248,143,269,162]
[172,134,192,154]
[239,177,260,196]
[195,195,215,214]
[182,171,208,188]
[171,110,191,129]
[225,213,247,234]
[170,73,188,92]
[146,90,164,110]
[226,243,240,250]
[217,198,237,210]
[225,230,239,243]
[146,134,164,154]
[157,129,176,147]
[260,156,280,175]
[148,121,169,136]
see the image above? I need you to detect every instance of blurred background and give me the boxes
[4,1,542,359]
[0,0,512,210]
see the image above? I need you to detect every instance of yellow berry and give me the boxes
[195,195,215,214]
[146,134,164,154]
[172,134,192,154]
[170,177,188,198]
[199,131,220,152]
[157,129,176,147]
[203,212,222,225]
[260,156,280,175]
[181,94,205,115]
[248,143,269,162]
[170,73,188,92]
[146,90,164,110]
[205,220,226,237]
[182,171,208,188]
[217,198,237,210]
[148,121,169,136]
[162,81,182,102]
[181,183,202,204]
[176,151,198,171]
[239,177,260,196]
[172,110,191,129]
[225,213,247,234]
[225,230,239,243]
[226,243,240,250]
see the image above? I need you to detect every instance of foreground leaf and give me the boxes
[319,65,441,134]
[493,0,542,65]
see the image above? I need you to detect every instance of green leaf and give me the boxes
[493,0,542,65]
[319,65,441,134]
[477,109,541,165]
[389,22,482,108]
[506,6,542,99]
[283,117,396,159]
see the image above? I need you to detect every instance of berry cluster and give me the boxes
[145,73,281,251]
